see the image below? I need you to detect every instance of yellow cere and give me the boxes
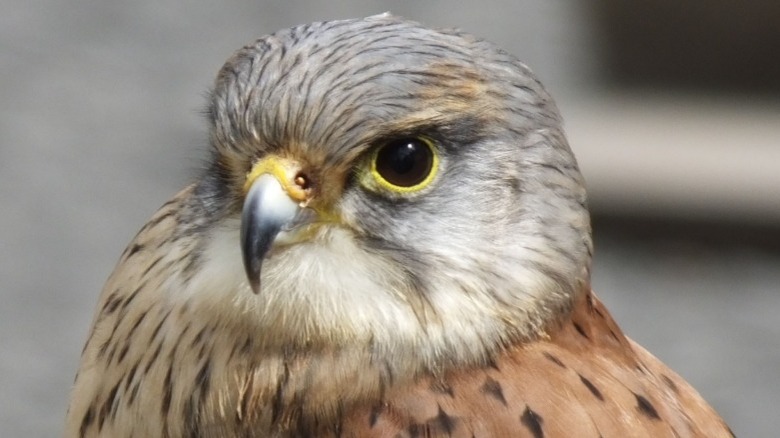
[366,137,440,194]
[244,156,308,203]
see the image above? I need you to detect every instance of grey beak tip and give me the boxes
[241,174,302,295]
[249,278,261,294]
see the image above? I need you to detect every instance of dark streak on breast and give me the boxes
[520,406,545,438]
[572,322,589,339]
[542,352,566,368]
[369,404,383,428]
[79,405,95,437]
[634,393,661,420]
[480,376,508,406]
[661,374,679,394]
[578,374,604,401]
[432,405,457,434]
[124,243,145,260]
[162,364,174,418]
[196,358,212,396]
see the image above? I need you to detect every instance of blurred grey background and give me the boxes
[2,1,779,436]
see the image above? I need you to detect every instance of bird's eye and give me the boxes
[367,137,439,193]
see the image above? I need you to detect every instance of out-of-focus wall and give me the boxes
[1,1,776,436]
[575,1,780,224]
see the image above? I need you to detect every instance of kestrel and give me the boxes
[66,14,733,437]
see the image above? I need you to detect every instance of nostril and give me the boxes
[294,172,311,190]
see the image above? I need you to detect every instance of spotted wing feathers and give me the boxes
[342,291,733,438]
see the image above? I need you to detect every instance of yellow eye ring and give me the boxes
[366,136,439,194]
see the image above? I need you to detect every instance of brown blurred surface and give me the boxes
[1,1,777,436]
[565,92,780,223]
[595,1,780,93]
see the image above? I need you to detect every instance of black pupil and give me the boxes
[375,138,433,187]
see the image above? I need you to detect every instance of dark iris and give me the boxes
[374,138,434,188]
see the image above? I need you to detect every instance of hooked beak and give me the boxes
[240,157,314,294]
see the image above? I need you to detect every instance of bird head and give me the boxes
[186,14,592,370]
